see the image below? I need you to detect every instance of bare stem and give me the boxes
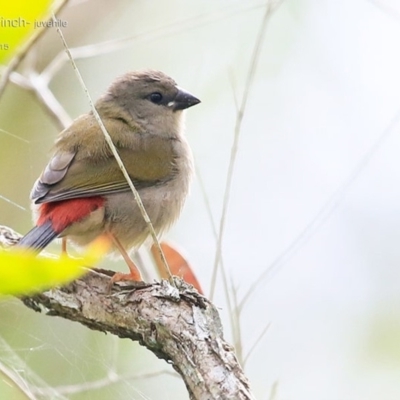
[52,14,174,283]
[209,0,282,301]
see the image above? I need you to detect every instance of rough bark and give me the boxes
[0,225,256,400]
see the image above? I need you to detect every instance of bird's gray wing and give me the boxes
[31,148,174,204]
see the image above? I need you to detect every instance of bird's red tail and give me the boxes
[17,197,105,251]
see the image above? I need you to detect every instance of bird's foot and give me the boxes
[107,271,146,293]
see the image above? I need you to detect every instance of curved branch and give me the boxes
[0,226,255,400]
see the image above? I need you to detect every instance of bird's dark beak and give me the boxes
[172,87,201,111]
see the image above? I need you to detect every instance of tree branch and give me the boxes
[0,225,255,400]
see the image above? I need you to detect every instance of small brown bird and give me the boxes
[18,70,200,282]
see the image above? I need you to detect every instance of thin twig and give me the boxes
[230,276,244,364]
[33,370,177,396]
[243,322,271,367]
[0,195,27,212]
[368,0,400,22]
[266,381,279,400]
[0,361,37,400]
[7,71,33,90]
[29,71,72,130]
[195,166,236,342]
[0,127,30,143]
[52,14,174,283]
[42,2,268,83]
[209,0,282,300]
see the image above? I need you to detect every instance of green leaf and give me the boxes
[0,250,87,296]
[0,235,111,296]
[0,0,53,63]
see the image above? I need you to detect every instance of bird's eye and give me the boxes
[149,92,163,104]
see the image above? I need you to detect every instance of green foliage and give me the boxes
[0,236,108,295]
[0,249,86,295]
[0,0,52,63]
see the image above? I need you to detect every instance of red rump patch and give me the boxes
[37,197,105,233]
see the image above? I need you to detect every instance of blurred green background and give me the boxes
[1,0,400,399]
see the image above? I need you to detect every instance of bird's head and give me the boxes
[97,70,200,138]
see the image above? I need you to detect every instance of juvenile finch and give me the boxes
[17,70,200,282]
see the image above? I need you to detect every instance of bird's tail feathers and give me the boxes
[17,221,58,251]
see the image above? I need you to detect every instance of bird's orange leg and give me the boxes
[61,237,68,256]
[108,233,143,283]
